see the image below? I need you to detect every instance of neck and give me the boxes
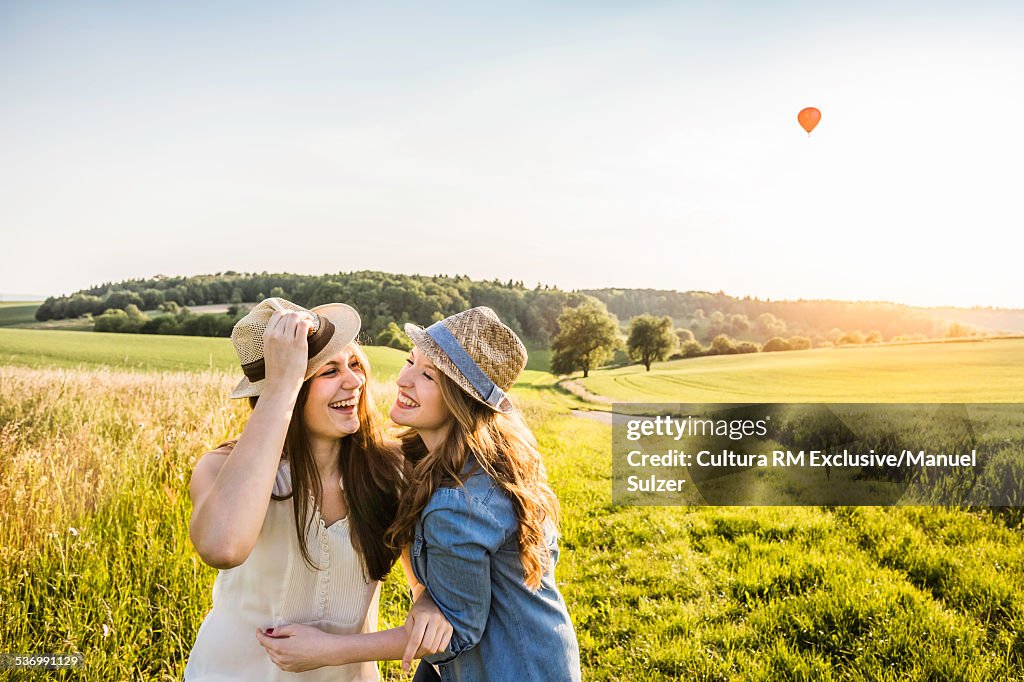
[308,435,343,480]
[417,423,450,456]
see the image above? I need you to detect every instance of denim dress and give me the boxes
[410,467,581,682]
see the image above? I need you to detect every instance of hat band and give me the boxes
[424,322,507,408]
[241,314,336,383]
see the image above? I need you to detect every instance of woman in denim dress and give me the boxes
[388,306,582,682]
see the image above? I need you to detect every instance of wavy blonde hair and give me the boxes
[385,371,558,591]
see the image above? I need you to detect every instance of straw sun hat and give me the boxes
[404,307,527,413]
[229,297,361,399]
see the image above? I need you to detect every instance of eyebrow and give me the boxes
[409,348,435,369]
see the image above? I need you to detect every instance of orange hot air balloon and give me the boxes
[798,107,821,135]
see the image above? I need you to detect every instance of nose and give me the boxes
[396,363,412,389]
[340,364,364,390]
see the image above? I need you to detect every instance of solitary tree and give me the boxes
[550,300,620,378]
[627,315,677,371]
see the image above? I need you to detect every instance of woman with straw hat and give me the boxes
[258,307,581,681]
[185,297,452,681]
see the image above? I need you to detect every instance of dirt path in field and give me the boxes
[557,378,612,405]
[570,409,613,425]
[557,378,615,425]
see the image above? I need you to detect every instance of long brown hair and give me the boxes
[245,343,403,581]
[385,371,559,591]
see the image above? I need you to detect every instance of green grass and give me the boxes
[4,335,1024,679]
[525,346,552,372]
[0,328,408,377]
[542,412,1024,680]
[580,338,1024,402]
[6,365,1023,680]
[0,301,42,327]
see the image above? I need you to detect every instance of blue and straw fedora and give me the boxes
[404,307,527,413]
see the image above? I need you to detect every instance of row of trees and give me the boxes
[583,287,967,342]
[547,307,943,377]
[37,271,596,345]
[40,271,990,377]
[40,271,986,349]
[92,304,244,337]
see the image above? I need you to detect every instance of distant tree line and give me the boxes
[36,273,986,371]
[91,302,246,337]
[582,288,974,345]
[36,271,594,344]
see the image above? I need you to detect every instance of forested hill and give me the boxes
[34,271,592,345]
[33,271,1022,345]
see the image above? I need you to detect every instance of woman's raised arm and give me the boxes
[188,309,313,568]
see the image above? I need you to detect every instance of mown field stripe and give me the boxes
[581,338,1024,403]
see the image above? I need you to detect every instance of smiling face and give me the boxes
[302,344,366,440]
[391,346,453,441]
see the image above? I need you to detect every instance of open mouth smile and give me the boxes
[394,392,420,409]
[329,396,359,412]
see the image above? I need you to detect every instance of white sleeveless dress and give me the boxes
[184,460,381,681]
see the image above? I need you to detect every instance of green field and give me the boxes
[0,301,42,327]
[0,327,409,377]
[2,331,1024,679]
[581,337,1024,402]
[525,346,552,372]
[0,301,93,331]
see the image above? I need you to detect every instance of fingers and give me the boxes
[263,310,285,339]
[261,311,314,389]
[255,628,291,672]
[418,618,452,657]
[289,313,313,340]
[264,310,313,340]
[255,629,276,653]
[429,620,453,655]
[402,614,429,673]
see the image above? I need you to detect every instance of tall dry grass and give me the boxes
[0,365,409,680]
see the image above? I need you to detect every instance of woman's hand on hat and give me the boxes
[262,310,314,395]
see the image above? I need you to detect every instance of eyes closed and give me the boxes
[405,357,436,382]
[320,359,363,378]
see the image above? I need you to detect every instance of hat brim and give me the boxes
[404,323,514,413]
[230,303,361,399]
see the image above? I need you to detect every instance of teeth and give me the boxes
[398,395,420,407]
[328,397,358,408]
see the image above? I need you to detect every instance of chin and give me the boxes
[327,415,360,437]
[389,405,407,426]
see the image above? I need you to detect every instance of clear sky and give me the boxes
[1,1,1021,307]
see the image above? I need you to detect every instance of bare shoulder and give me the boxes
[189,442,235,501]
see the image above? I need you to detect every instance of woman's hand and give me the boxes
[402,591,454,672]
[262,308,314,395]
[255,624,338,672]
